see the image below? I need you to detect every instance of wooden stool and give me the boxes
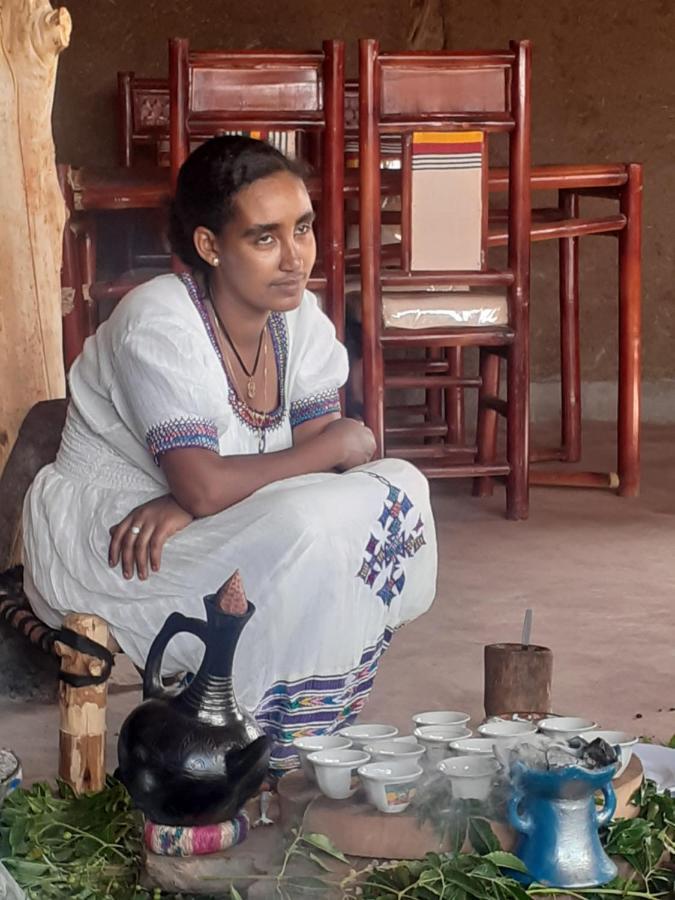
[0,399,119,794]
[0,573,118,795]
[55,612,119,793]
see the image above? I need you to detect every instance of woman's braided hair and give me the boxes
[169,134,305,273]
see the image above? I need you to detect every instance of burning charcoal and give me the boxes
[564,736,590,757]
[504,733,620,781]
[567,737,618,769]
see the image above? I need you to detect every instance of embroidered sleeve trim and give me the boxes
[290,388,341,428]
[146,416,219,465]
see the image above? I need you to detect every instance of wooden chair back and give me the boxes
[169,39,345,332]
[357,39,532,518]
[359,39,531,290]
[117,72,170,167]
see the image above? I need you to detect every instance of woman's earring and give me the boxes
[211,256,220,267]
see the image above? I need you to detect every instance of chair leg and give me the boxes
[425,348,444,443]
[363,335,386,458]
[473,348,501,498]
[506,331,530,520]
[617,163,642,498]
[445,347,465,445]
[559,190,581,463]
[61,219,88,371]
[55,613,109,794]
[77,220,98,336]
[58,165,88,370]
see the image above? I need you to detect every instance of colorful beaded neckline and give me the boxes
[180,273,288,434]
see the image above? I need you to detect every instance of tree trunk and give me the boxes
[0,0,71,476]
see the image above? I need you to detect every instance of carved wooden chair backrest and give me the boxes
[117,72,170,167]
[168,39,346,332]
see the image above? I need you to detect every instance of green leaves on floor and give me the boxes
[1,775,673,899]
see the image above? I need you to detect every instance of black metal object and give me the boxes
[117,589,270,826]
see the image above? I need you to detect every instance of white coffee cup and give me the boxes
[478,720,538,742]
[438,755,500,801]
[340,724,399,749]
[363,738,425,763]
[412,710,471,728]
[358,759,424,813]
[307,748,371,800]
[577,730,638,778]
[538,717,597,741]
[449,737,497,758]
[413,724,473,765]
[292,735,353,782]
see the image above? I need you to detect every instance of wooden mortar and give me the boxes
[484,642,553,718]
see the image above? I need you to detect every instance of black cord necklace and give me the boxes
[210,295,267,400]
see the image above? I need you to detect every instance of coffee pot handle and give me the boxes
[143,612,207,700]
[595,781,617,829]
[508,791,533,835]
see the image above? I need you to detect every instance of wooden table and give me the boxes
[69,162,630,212]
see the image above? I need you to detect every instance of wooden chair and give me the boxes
[86,42,346,339]
[168,38,345,334]
[113,68,307,300]
[116,72,173,277]
[358,39,532,520]
[486,165,642,495]
[117,71,170,167]
[60,165,92,370]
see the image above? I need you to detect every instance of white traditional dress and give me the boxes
[23,273,437,772]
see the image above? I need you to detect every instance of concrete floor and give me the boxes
[2,422,674,785]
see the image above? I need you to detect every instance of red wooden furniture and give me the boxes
[116,72,173,276]
[59,165,91,371]
[117,72,170,167]
[358,38,532,520]
[345,68,641,500]
[74,41,345,353]
[63,72,641,501]
[488,164,642,496]
[168,38,345,334]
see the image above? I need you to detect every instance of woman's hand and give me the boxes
[320,418,377,471]
[109,494,194,581]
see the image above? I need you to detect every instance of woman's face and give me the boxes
[211,170,317,314]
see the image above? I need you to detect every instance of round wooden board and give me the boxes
[280,756,644,860]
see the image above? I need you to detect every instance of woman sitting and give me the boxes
[23,135,437,774]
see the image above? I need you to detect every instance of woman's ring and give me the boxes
[130,526,142,536]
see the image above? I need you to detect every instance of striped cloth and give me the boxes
[159,130,297,165]
[144,811,250,857]
[410,131,486,272]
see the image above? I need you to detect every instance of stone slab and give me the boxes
[298,756,643,860]
[144,758,644,892]
[143,823,285,895]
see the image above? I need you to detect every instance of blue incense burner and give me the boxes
[508,759,618,888]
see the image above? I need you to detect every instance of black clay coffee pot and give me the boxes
[117,571,270,825]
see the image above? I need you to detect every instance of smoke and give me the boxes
[410,735,619,848]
